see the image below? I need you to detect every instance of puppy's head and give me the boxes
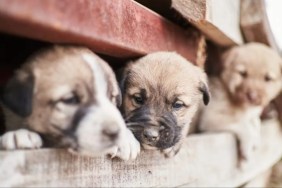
[1,45,125,155]
[118,52,209,150]
[221,43,282,107]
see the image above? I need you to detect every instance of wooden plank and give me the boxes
[0,0,199,63]
[267,159,282,187]
[0,119,281,187]
[171,0,244,46]
[218,120,282,187]
[243,169,272,187]
[240,0,280,52]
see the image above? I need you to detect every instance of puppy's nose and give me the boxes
[246,91,260,104]
[143,129,159,142]
[102,127,120,141]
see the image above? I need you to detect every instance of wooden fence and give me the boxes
[0,119,281,187]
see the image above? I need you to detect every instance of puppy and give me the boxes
[118,52,210,157]
[199,43,282,164]
[0,45,140,160]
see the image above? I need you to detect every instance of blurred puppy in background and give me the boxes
[0,45,140,160]
[118,52,210,157]
[199,43,282,164]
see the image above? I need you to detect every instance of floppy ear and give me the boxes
[115,68,128,95]
[94,55,123,107]
[103,66,122,107]
[105,71,122,107]
[199,81,210,105]
[221,46,240,68]
[1,70,34,117]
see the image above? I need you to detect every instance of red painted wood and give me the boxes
[0,0,198,63]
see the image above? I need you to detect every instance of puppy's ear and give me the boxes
[115,68,127,95]
[1,70,34,117]
[94,55,122,107]
[113,87,122,107]
[221,46,240,67]
[104,66,122,107]
[199,81,210,105]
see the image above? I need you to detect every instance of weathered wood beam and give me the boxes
[171,0,244,46]
[0,0,199,63]
[0,119,281,187]
[240,0,280,52]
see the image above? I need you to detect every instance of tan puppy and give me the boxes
[0,45,140,160]
[199,43,282,164]
[118,52,210,157]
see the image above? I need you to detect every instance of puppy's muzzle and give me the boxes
[235,86,264,106]
[58,102,126,155]
[246,91,262,105]
[126,108,181,150]
[143,126,160,142]
[71,106,121,141]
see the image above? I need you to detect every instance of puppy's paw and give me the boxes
[0,129,43,150]
[238,132,260,164]
[237,139,257,169]
[109,129,141,161]
[238,145,255,170]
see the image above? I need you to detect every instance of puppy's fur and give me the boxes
[118,52,210,157]
[199,43,282,164]
[0,45,140,160]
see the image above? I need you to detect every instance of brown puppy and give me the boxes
[118,52,210,157]
[199,43,282,164]
[0,45,140,160]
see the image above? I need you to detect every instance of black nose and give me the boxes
[143,129,159,142]
[102,128,119,141]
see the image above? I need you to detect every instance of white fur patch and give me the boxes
[109,129,141,160]
[82,53,107,98]
[0,129,42,150]
[78,52,140,160]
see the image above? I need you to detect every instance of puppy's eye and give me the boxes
[132,94,144,105]
[172,101,185,110]
[61,95,80,105]
[239,70,248,78]
[265,74,273,82]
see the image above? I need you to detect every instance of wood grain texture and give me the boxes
[243,169,272,188]
[240,0,280,52]
[0,119,281,187]
[0,0,200,63]
[171,0,243,46]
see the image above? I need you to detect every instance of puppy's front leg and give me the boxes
[0,129,43,150]
[238,119,261,162]
[109,129,141,161]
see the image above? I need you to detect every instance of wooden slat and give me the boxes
[171,0,244,46]
[0,119,281,187]
[219,120,282,186]
[0,0,199,63]
[240,0,280,52]
[243,169,272,187]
